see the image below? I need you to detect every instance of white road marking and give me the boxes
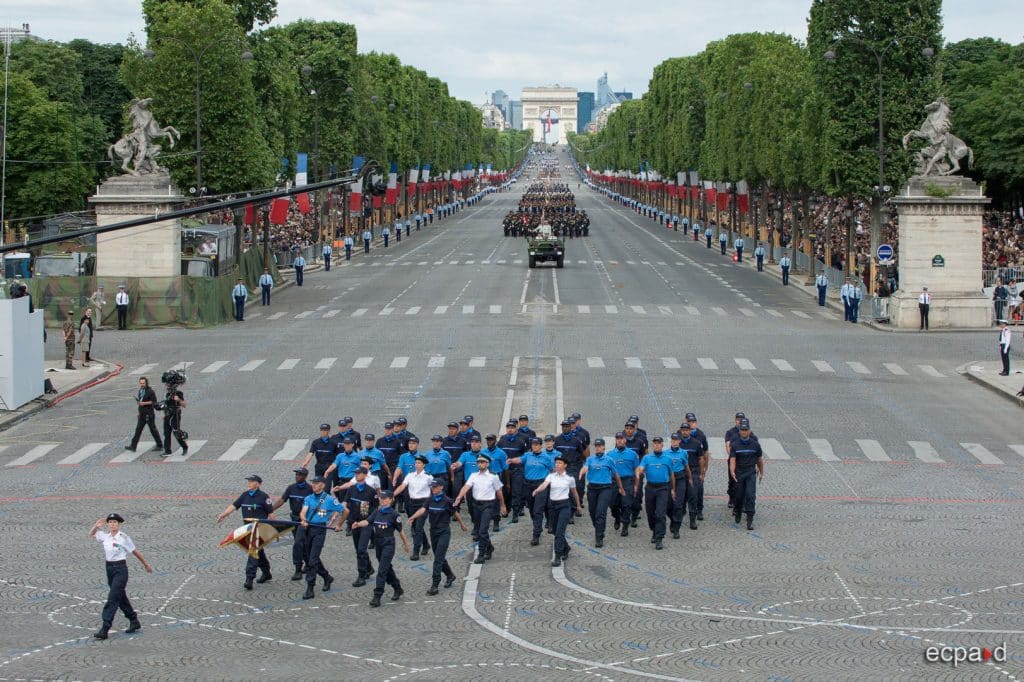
[697,358,718,370]
[625,357,642,369]
[315,358,336,370]
[238,360,265,372]
[267,312,286,320]
[463,305,475,314]
[739,308,756,317]
[587,357,605,368]
[277,358,300,370]
[428,356,446,368]
[765,309,784,318]
[605,305,618,314]
[661,357,680,369]
[771,359,795,372]
[884,363,908,376]
[808,439,840,461]
[379,307,394,316]
[918,364,945,378]
[351,308,367,317]
[812,360,835,373]
[322,310,340,318]
[390,356,409,369]
[712,307,727,316]
[434,305,448,314]
[272,439,309,461]
[685,306,700,315]
[201,361,229,373]
[792,310,811,319]
[961,442,1003,465]
[552,270,560,304]
[57,442,106,466]
[109,443,153,464]
[847,361,871,375]
[554,356,564,426]
[490,305,501,314]
[760,438,791,460]
[578,305,590,314]
[909,441,943,463]
[162,440,206,462]
[657,305,672,316]
[405,306,421,315]
[130,363,157,375]
[294,311,314,319]
[469,357,486,367]
[631,305,646,315]
[212,439,257,462]
[353,357,373,369]
[735,358,755,370]
[856,439,890,462]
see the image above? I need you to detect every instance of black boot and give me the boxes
[303,584,315,600]
[689,514,698,530]
[427,583,439,596]
[126,619,142,633]
[291,567,304,581]
[243,579,253,590]
[444,573,457,588]
[595,536,603,548]
[391,587,403,601]
[746,513,754,530]
[551,556,562,567]
[369,594,381,607]
[93,625,110,640]
[734,510,742,524]
[256,572,272,584]
[352,575,367,587]
[322,575,334,592]
[620,527,629,537]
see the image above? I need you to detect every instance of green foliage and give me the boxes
[143,0,278,32]
[65,40,133,143]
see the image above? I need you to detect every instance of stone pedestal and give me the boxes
[889,176,991,329]
[89,172,184,278]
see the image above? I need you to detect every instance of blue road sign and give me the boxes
[877,244,894,261]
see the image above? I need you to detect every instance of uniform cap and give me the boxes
[685,412,697,421]
[106,513,125,523]
[447,421,458,428]
[505,420,517,427]
[342,416,353,424]
[571,412,582,420]
[561,419,573,427]
[364,433,375,441]
[543,434,555,442]
[469,434,482,442]
[244,474,263,483]
[384,422,394,429]
[739,419,751,429]
[593,438,605,447]
[338,419,347,426]
[319,423,331,430]
[354,467,367,475]
[613,431,625,439]
[518,414,530,421]
[628,415,640,423]
[652,436,664,443]
[735,412,746,419]
[310,475,326,483]
[670,433,682,441]
[414,454,428,463]
[678,422,691,429]
[476,453,491,463]
[458,418,469,425]
[463,415,474,422]
[379,489,395,500]
[431,434,443,442]
[529,437,542,445]
[342,437,354,445]
[430,478,445,488]
[396,417,408,424]
[293,467,309,475]
[553,454,567,463]
[624,422,635,429]
[408,435,420,443]
[485,433,497,441]
[360,455,374,463]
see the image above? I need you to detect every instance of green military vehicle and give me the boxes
[526,223,565,268]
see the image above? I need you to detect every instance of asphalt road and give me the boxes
[1,148,1021,681]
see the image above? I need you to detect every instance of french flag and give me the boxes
[422,164,431,183]
[385,162,398,205]
[348,179,362,213]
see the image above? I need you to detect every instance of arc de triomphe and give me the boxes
[522,86,578,145]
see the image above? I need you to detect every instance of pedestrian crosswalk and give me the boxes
[6,437,1023,468]
[264,303,838,322]
[125,355,949,379]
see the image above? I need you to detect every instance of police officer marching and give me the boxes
[271,467,313,580]
[841,276,852,320]
[532,455,583,566]
[351,490,410,607]
[728,419,764,530]
[723,412,749,508]
[392,453,434,560]
[298,476,344,599]
[216,475,275,590]
[408,479,467,594]
[609,432,640,537]
[90,513,152,640]
[454,452,506,564]
[666,430,697,536]
[498,420,529,522]
[302,423,340,485]
[482,434,509,533]
[338,466,378,587]
[579,438,624,548]
[518,437,554,545]
[681,413,709,521]
[636,437,675,550]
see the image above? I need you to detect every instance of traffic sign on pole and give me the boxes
[877,244,894,262]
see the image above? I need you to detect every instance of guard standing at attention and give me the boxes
[705,225,714,249]
[918,287,931,330]
[352,490,410,607]
[719,229,729,255]
[779,252,791,285]
[849,279,862,323]
[271,467,312,580]
[62,310,77,368]
[408,479,467,594]
[734,236,744,262]
[666,431,696,536]
[259,269,274,305]
[298,476,344,599]
[816,271,829,307]
[90,513,152,640]
[728,419,764,530]
[322,242,333,271]
[343,234,354,260]
[232,278,248,321]
[754,243,766,271]
[579,438,624,548]
[216,475,275,590]
[609,432,640,537]
[841,276,852,321]
[293,253,306,286]
[636,437,675,550]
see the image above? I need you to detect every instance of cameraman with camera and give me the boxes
[159,370,189,457]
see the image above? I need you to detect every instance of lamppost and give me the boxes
[144,39,253,194]
[804,196,819,285]
[824,37,933,293]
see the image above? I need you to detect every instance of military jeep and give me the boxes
[526,223,565,268]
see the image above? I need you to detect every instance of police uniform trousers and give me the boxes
[756,255,764,271]
[720,240,727,255]
[733,469,758,516]
[303,525,331,584]
[369,535,401,597]
[736,247,743,262]
[547,499,572,558]
[474,499,498,555]
[525,479,548,538]
[818,285,827,306]
[669,474,689,531]
[631,478,645,521]
[408,498,429,554]
[117,304,128,329]
[291,516,305,569]
[130,409,162,449]
[162,410,187,453]
[101,560,138,627]
[586,484,615,540]
[566,463,585,503]
[612,476,635,525]
[706,236,712,248]
[644,483,670,540]
[351,524,374,577]
[508,465,526,517]
[781,266,790,285]
[693,470,705,514]
[429,524,455,585]
[245,549,271,581]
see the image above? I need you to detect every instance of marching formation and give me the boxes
[502,182,590,237]
[210,410,765,606]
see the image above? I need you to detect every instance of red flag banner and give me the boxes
[705,187,717,205]
[717,192,729,211]
[372,195,382,209]
[243,203,255,225]
[269,198,290,225]
[738,194,750,213]
[296,192,311,214]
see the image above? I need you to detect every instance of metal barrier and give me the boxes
[274,243,322,268]
[870,295,890,322]
[983,267,1024,287]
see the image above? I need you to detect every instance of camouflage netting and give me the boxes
[27,247,281,328]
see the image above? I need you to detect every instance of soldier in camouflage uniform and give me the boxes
[62,311,77,369]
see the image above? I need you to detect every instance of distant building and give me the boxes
[577,92,595,128]
[478,101,509,130]
[509,101,523,130]
[614,91,633,101]
[589,102,621,132]
[0,23,34,44]
[491,90,510,119]
[597,72,618,108]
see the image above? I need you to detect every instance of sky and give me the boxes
[3,0,1021,104]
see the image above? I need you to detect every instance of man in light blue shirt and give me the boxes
[258,269,273,306]
[232,278,248,321]
[293,254,306,286]
[321,242,332,272]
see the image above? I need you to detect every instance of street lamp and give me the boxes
[805,196,819,285]
[143,40,253,194]
[824,37,933,292]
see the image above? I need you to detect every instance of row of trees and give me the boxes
[2,0,530,223]
[570,0,1022,208]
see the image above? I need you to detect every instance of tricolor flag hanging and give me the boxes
[295,152,308,187]
[678,172,686,187]
[717,182,730,211]
[407,166,419,198]
[544,111,552,133]
[385,162,398,205]
[422,164,431,183]
[703,180,716,206]
[220,519,299,559]
[736,179,750,213]
[348,179,362,213]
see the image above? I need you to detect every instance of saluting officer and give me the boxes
[498,420,529,522]
[454,452,506,564]
[521,437,555,545]
[338,467,378,586]
[666,431,696,536]
[352,490,410,607]
[636,437,675,550]
[579,438,624,548]
[609,432,640,537]
[216,474,275,590]
[271,467,313,580]
[393,454,433,560]
[301,424,340,484]
[90,513,151,640]
[408,479,467,594]
[728,419,764,530]
[298,476,344,599]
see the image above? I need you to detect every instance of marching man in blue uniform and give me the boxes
[298,476,344,599]
[351,490,410,607]
[728,419,764,530]
[636,437,675,550]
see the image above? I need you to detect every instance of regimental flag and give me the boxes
[219,519,299,558]
[269,198,290,225]
[386,162,398,205]
[349,179,362,213]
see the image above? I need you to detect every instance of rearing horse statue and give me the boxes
[108,98,180,175]
[901,96,974,177]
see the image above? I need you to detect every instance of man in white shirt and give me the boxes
[919,287,931,330]
[362,228,373,253]
[816,272,829,307]
[454,453,506,564]
[840,277,852,320]
[343,234,354,260]
[115,284,130,330]
[754,242,766,271]
[231,278,248,322]
[849,280,863,323]
[381,224,391,248]
[89,513,152,640]
[258,269,274,306]
[999,321,1012,376]
[322,242,332,271]
[779,252,792,285]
